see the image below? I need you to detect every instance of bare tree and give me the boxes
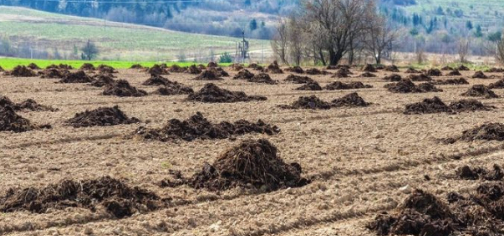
[301,0,377,65]
[81,40,99,61]
[363,16,399,64]
[271,18,289,65]
[458,38,470,63]
[288,15,303,65]
[497,38,504,64]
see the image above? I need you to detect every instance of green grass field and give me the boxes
[0,57,232,70]
[0,7,270,62]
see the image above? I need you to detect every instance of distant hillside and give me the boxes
[0,7,270,61]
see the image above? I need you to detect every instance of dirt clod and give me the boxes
[90,74,115,87]
[59,71,93,83]
[194,69,223,80]
[27,63,41,70]
[130,64,144,69]
[456,165,503,181]
[148,64,169,76]
[362,64,377,72]
[447,70,461,76]
[295,82,322,90]
[0,106,51,132]
[427,68,442,76]
[133,112,279,142]
[280,95,332,110]
[80,63,95,71]
[305,68,328,75]
[441,66,453,71]
[434,78,469,85]
[460,123,504,141]
[0,176,163,218]
[331,92,370,107]
[461,85,498,98]
[39,68,69,79]
[266,61,283,74]
[285,66,304,74]
[360,72,376,77]
[103,80,148,97]
[405,68,421,73]
[187,65,202,74]
[7,66,37,77]
[0,96,57,112]
[233,69,255,80]
[324,81,373,90]
[385,79,442,93]
[407,74,432,81]
[97,65,117,74]
[448,99,494,112]
[383,74,402,81]
[187,83,266,103]
[189,139,309,192]
[168,65,187,73]
[404,97,451,114]
[384,65,399,72]
[488,79,504,89]
[284,74,315,84]
[332,68,352,78]
[248,73,277,84]
[472,71,488,79]
[457,65,470,71]
[486,68,504,73]
[142,75,173,86]
[66,105,140,128]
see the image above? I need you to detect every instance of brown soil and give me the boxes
[457,65,470,71]
[332,68,352,78]
[154,83,194,96]
[129,64,144,69]
[362,64,377,72]
[197,64,206,70]
[8,66,37,77]
[102,80,148,97]
[80,63,95,71]
[213,67,229,77]
[285,66,304,74]
[404,97,452,114]
[384,65,399,72]
[485,68,504,73]
[266,61,283,74]
[168,65,187,73]
[59,71,93,83]
[230,63,244,71]
[488,79,504,89]
[27,63,41,70]
[187,83,267,103]
[133,112,279,142]
[233,69,255,80]
[407,74,432,81]
[194,69,223,80]
[305,68,329,75]
[434,78,469,85]
[249,73,277,84]
[461,85,498,98]
[385,79,442,93]
[0,106,51,132]
[247,63,259,69]
[0,96,57,112]
[324,81,373,90]
[97,65,117,74]
[360,72,376,77]
[284,74,315,84]
[188,139,309,192]
[207,62,218,68]
[38,68,69,79]
[295,82,322,91]
[142,75,173,86]
[448,99,495,112]
[0,176,163,218]
[147,64,169,76]
[426,68,442,76]
[383,74,402,81]
[460,123,504,141]
[375,65,385,70]
[405,67,421,73]
[331,92,370,108]
[456,165,503,181]
[441,66,453,71]
[66,106,140,128]
[187,65,202,74]
[447,70,461,76]
[472,71,488,79]
[0,66,3,72]
[367,189,456,236]
[279,95,332,110]
[90,74,115,87]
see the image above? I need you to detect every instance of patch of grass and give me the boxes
[0,57,231,70]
